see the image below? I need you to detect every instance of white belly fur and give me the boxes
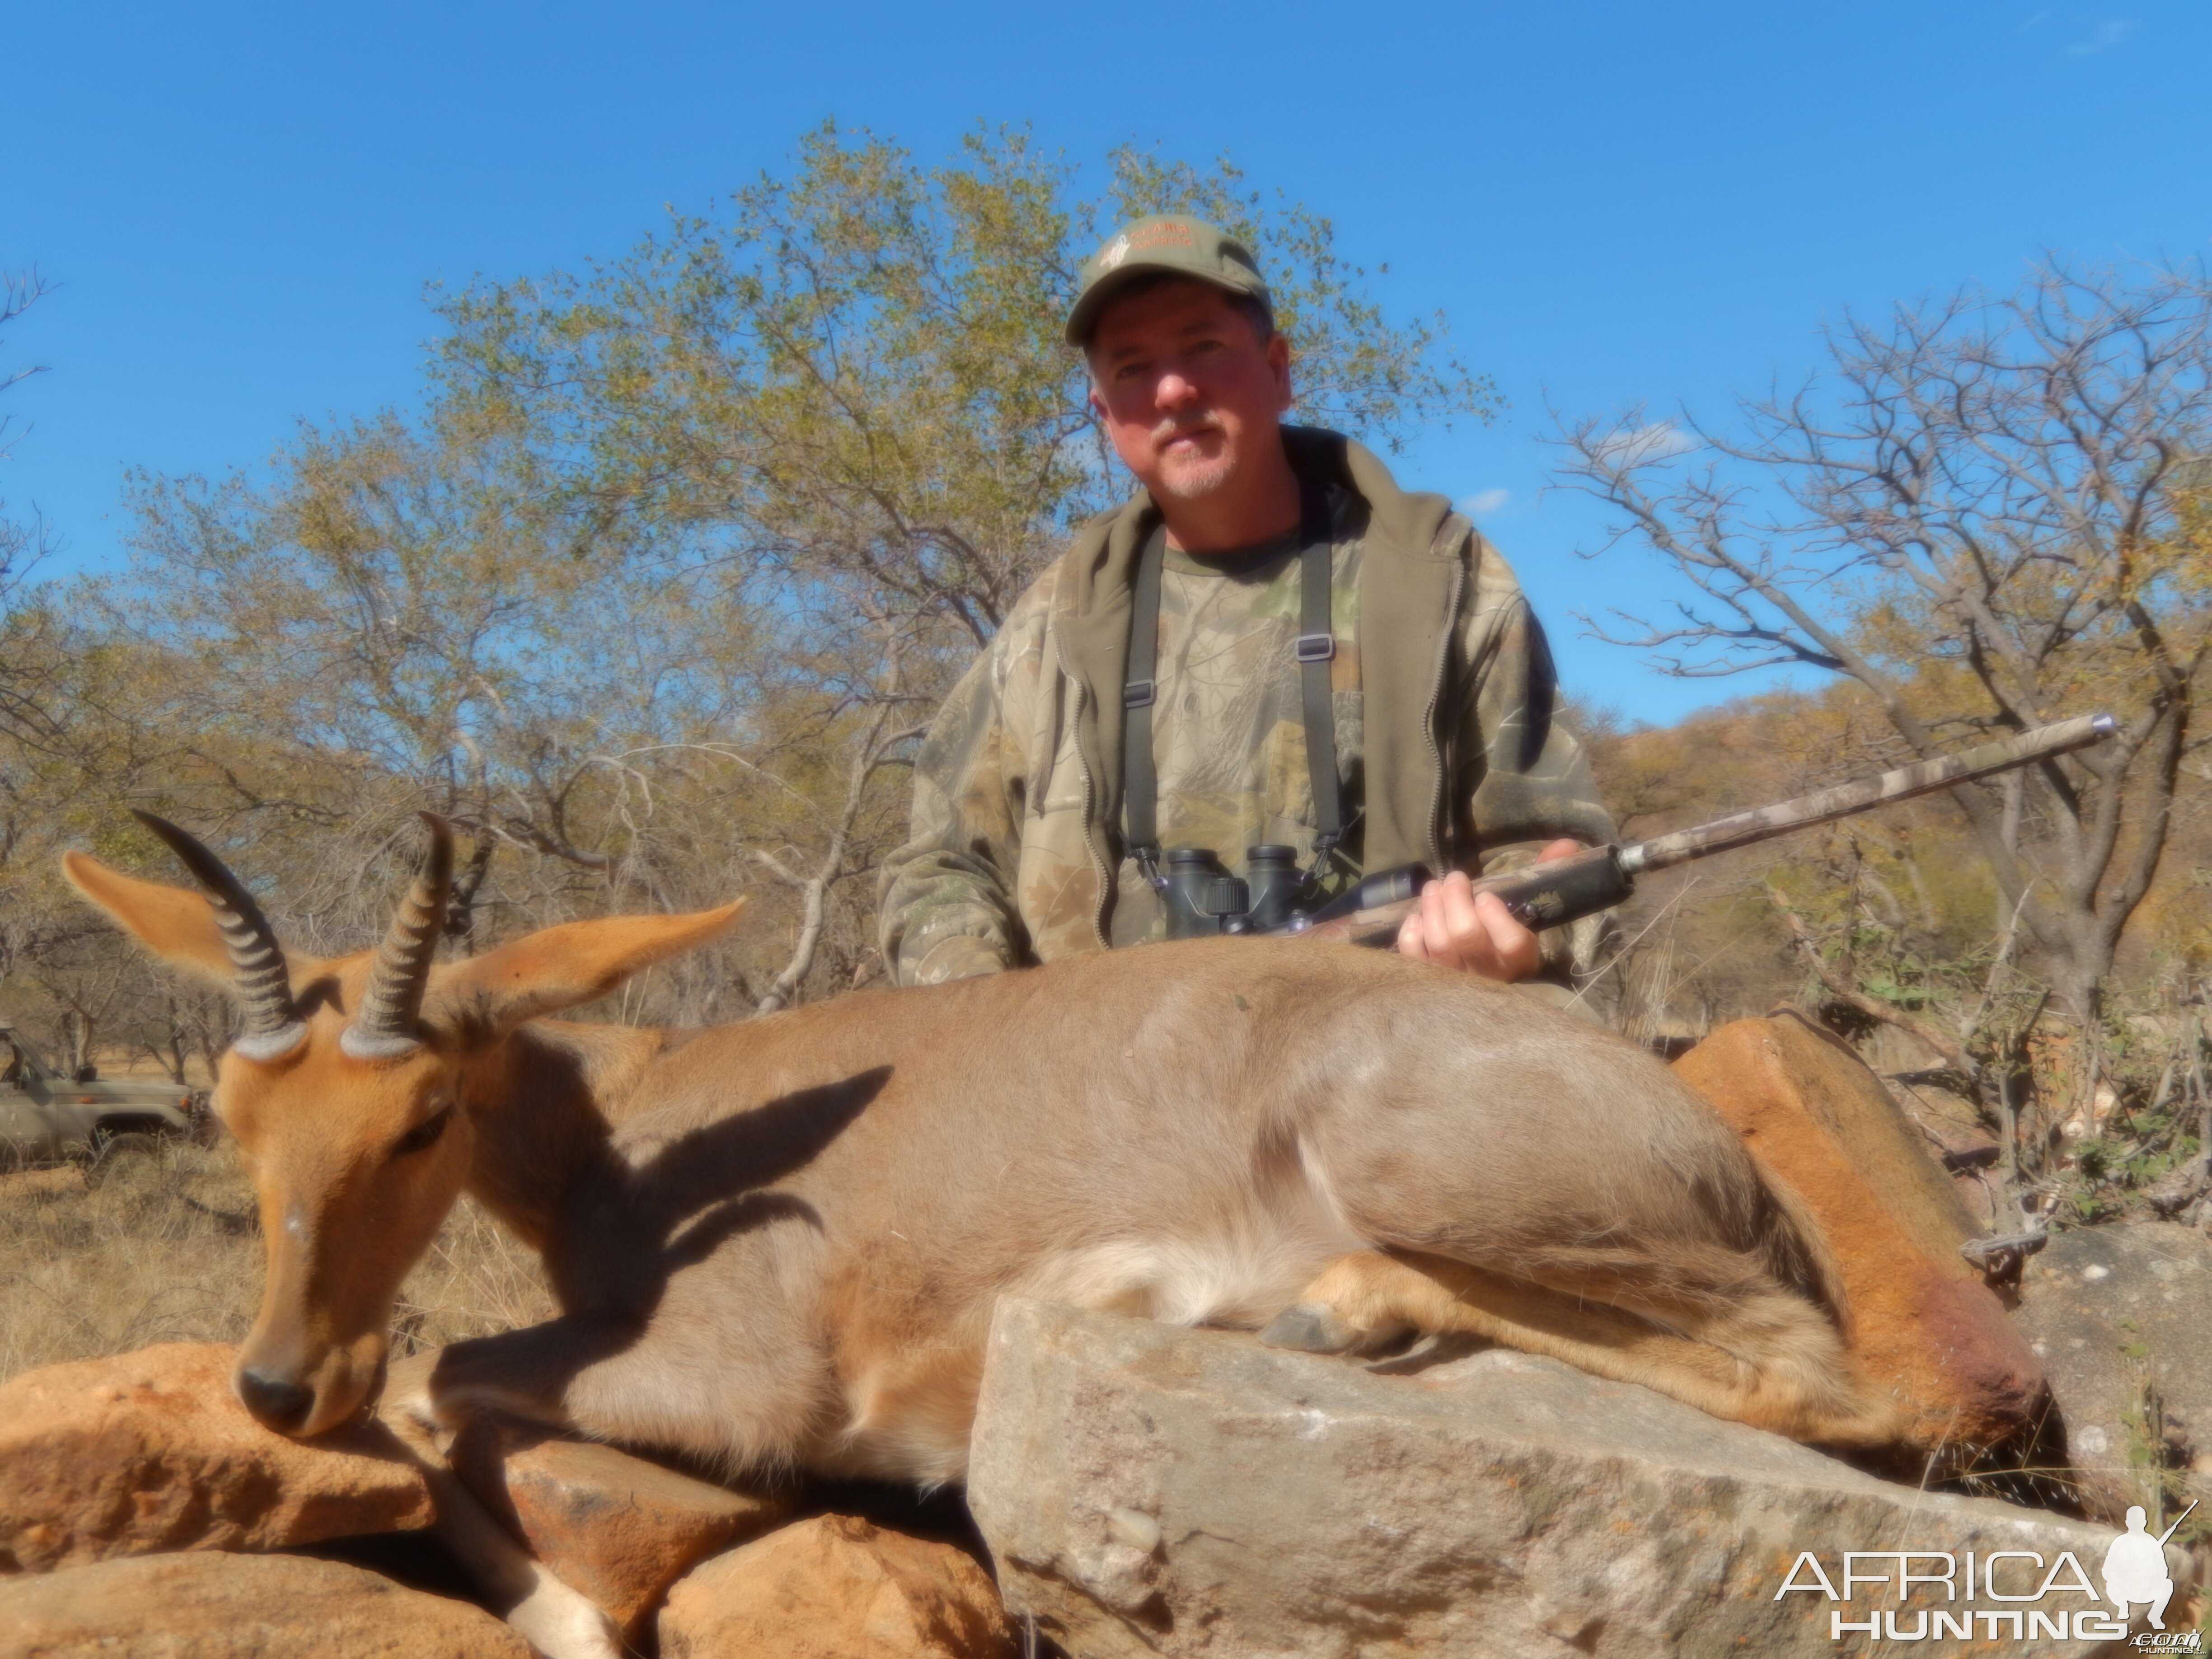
[825,1142,1364,1483]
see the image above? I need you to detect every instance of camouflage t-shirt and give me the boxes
[1110,489,1368,946]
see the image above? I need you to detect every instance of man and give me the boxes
[2100,1505,2178,1630]
[878,214,1613,992]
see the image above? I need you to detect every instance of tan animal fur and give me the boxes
[66,822,1903,1650]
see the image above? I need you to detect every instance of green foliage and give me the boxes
[5,126,1495,1056]
[2115,1351,2208,1563]
[430,122,1495,649]
[2071,1046,2206,1194]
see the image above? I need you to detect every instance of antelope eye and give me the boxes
[392,1108,450,1158]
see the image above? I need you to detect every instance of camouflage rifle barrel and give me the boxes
[1617,713,2118,876]
[1306,713,2117,948]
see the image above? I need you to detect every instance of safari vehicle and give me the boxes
[0,1024,201,1167]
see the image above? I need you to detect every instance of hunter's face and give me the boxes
[1086,279,1292,509]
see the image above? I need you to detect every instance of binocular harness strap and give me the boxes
[1123,481,1345,894]
[1295,485,1346,881]
[1124,524,1167,890]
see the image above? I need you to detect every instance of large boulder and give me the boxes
[1673,1011,2055,1464]
[0,1548,530,1657]
[2012,1221,2212,1521]
[0,1344,433,1575]
[659,1514,1015,1659]
[970,1299,2147,1659]
[450,1417,788,1639]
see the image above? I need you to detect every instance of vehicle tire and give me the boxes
[84,1131,163,1186]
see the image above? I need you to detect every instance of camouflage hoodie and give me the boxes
[878,426,1616,986]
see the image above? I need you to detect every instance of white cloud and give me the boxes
[1458,488,1510,516]
[1591,421,1696,467]
[2066,18,2137,53]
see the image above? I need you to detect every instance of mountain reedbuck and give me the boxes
[67,814,1902,1650]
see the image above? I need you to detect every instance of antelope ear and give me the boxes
[433,900,747,1036]
[62,851,239,985]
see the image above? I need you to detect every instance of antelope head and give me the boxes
[64,813,742,1438]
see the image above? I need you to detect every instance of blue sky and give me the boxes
[6,1,2208,723]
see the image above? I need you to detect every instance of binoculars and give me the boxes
[1154,845,1431,940]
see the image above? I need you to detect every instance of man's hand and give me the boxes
[1395,839,1581,981]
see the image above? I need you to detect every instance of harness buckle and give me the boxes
[1295,632,1335,664]
[1124,679,1155,709]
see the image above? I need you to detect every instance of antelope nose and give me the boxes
[235,1367,314,1433]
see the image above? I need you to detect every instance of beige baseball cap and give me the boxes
[1064,215,1272,346]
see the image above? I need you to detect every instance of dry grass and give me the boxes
[391,1189,558,1357]
[0,1138,554,1386]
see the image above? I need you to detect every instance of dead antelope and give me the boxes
[68,815,1901,1642]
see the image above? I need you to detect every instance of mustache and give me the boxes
[1151,417,1218,445]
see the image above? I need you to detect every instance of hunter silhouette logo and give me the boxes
[2105,1503,2193,1630]
[1771,1501,2199,1644]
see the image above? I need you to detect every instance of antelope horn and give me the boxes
[131,810,306,1062]
[341,815,454,1061]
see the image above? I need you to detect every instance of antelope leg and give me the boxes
[1261,1247,1898,1446]
[379,1352,621,1659]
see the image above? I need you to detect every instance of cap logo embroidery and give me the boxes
[1128,220,1195,252]
[1098,234,1131,272]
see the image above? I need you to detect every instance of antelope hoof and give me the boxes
[506,1575,623,1659]
[1260,1302,1357,1354]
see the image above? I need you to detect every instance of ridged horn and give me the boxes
[341,815,453,1061]
[131,810,306,1062]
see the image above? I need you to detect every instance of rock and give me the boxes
[0,1344,433,1575]
[450,1417,787,1639]
[1673,1011,2055,1464]
[971,1299,2145,1659]
[659,1514,1014,1659]
[0,1548,530,1657]
[2013,1221,2212,1520]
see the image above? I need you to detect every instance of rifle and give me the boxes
[1292,714,2118,949]
[2152,1498,2199,1547]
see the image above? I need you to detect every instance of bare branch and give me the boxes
[1556,260,2212,1022]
